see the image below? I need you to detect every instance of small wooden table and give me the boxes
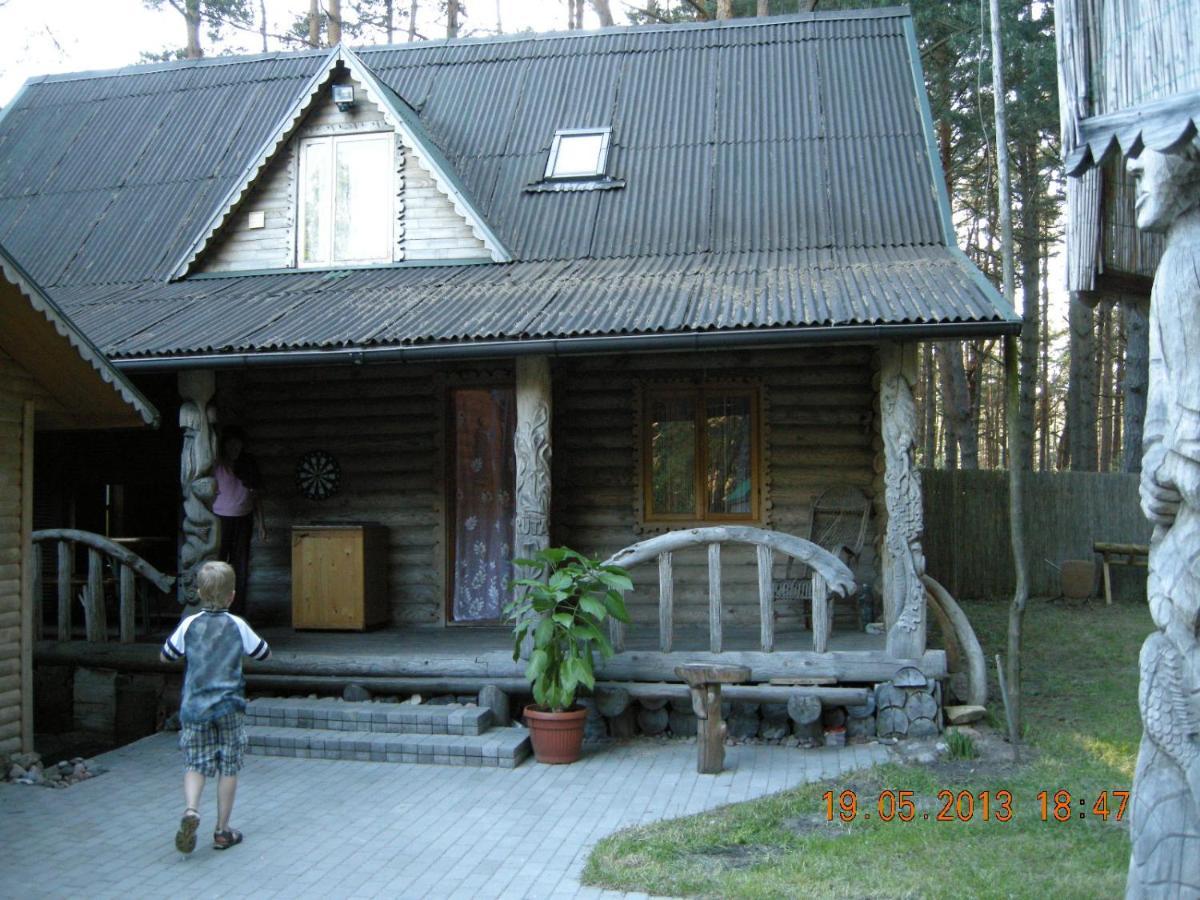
[675,663,751,774]
[1092,541,1149,605]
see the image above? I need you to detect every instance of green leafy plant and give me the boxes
[945,728,979,760]
[505,547,632,713]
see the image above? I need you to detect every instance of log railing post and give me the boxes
[658,552,673,653]
[119,564,136,643]
[811,572,829,653]
[85,548,106,643]
[756,544,773,652]
[708,542,722,653]
[31,542,42,642]
[57,541,73,641]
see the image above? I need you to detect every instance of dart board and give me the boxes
[296,450,341,500]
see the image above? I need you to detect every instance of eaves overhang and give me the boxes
[1065,89,1200,177]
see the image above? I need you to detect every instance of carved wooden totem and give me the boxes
[1127,144,1200,899]
[178,370,220,606]
[514,356,553,562]
[880,343,927,660]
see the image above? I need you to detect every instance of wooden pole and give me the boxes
[19,401,34,752]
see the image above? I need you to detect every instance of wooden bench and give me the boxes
[1092,541,1149,605]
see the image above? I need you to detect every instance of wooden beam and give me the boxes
[811,573,830,653]
[85,549,106,643]
[756,544,773,652]
[57,540,73,641]
[36,640,948,683]
[708,542,722,653]
[658,552,673,653]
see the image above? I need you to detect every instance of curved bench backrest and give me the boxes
[601,526,855,654]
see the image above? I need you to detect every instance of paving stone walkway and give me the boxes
[0,733,889,899]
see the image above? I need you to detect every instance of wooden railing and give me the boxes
[602,526,856,654]
[32,529,176,644]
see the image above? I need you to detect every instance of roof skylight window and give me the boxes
[545,128,611,180]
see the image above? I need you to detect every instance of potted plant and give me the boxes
[505,547,632,764]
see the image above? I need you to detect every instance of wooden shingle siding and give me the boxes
[0,350,39,753]
[552,347,878,633]
[219,363,449,626]
[203,73,488,273]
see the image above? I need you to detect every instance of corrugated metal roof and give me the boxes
[0,7,1017,359]
[44,248,1006,359]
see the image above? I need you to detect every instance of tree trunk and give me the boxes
[327,0,342,44]
[757,0,770,15]
[923,342,937,467]
[1122,295,1149,472]
[308,0,321,47]
[717,0,734,19]
[939,342,978,469]
[1066,293,1097,470]
[1017,144,1039,472]
[408,0,418,40]
[1039,247,1050,470]
[185,0,203,58]
[446,0,459,38]
[590,0,615,26]
[1098,302,1113,471]
[386,0,395,42]
[259,0,268,52]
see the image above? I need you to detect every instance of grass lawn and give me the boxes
[584,597,1149,899]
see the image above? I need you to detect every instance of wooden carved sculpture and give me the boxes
[178,371,220,606]
[880,344,927,659]
[514,357,552,560]
[1127,143,1200,899]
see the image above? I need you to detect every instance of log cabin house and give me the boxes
[0,8,1017,712]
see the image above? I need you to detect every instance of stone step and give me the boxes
[245,724,531,768]
[245,697,492,736]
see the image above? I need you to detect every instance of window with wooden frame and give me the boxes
[297,132,394,267]
[641,385,762,524]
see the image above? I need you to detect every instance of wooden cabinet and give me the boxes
[291,524,389,630]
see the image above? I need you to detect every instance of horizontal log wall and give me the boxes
[552,347,879,635]
[0,350,39,753]
[218,363,466,626]
[922,468,1151,600]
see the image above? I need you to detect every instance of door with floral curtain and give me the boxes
[449,387,516,623]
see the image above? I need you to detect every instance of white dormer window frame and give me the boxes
[297,131,395,268]
[544,127,612,180]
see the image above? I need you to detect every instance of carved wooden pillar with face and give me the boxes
[514,356,553,562]
[177,370,220,607]
[1125,142,1200,900]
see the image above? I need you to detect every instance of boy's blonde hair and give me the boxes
[196,560,236,610]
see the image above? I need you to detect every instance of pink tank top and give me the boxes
[213,463,254,517]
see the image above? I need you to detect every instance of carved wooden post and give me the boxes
[178,370,219,607]
[879,342,926,659]
[514,357,552,655]
[677,663,751,774]
[1121,146,1200,898]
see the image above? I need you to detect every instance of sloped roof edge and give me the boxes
[0,242,159,427]
[169,44,511,279]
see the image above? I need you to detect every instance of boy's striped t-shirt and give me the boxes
[162,610,270,724]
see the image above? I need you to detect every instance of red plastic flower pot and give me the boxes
[523,704,588,764]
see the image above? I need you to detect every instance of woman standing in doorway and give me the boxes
[213,426,265,616]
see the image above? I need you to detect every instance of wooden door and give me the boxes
[447,387,516,623]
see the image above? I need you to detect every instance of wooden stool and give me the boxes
[675,663,751,774]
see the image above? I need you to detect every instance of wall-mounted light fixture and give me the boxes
[332,84,355,112]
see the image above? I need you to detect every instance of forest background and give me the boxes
[1,0,1123,476]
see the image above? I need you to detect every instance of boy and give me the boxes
[161,560,271,853]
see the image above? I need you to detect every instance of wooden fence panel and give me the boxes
[921,470,1151,601]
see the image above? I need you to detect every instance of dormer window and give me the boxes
[545,128,611,180]
[298,132,393,267]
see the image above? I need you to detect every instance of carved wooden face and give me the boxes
[1127,147,1200,233]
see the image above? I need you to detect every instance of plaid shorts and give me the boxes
[179,710,247,777]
